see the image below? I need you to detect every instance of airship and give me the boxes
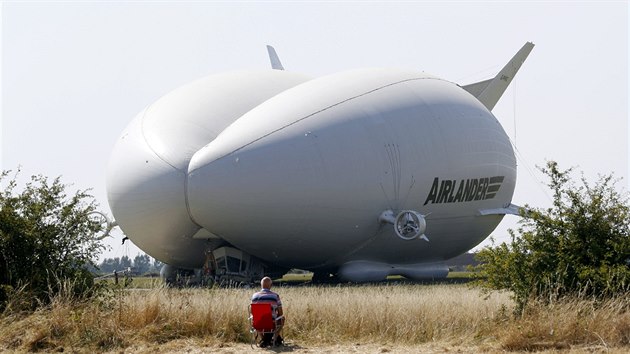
[106,42,534,283]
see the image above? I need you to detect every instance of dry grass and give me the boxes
[285,284,511,344]
[500,296,630,351]
[0,284,628,352]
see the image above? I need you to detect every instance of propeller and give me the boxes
[88,211,119,240]
[379,209,429,241]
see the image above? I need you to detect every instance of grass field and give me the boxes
[96,271,475,288]
[0,283,628,353]
[98,276,163,289]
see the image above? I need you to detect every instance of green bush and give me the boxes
[475,161,630,313]
[0,170,105,312]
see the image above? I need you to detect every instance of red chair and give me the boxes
[248,302,284,347]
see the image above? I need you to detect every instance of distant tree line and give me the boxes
[97,254,163,275]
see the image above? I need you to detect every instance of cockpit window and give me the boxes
[227,256,241,273]
[215,256,226,268]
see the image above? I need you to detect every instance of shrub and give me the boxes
[475,161,630,312]
[0,169,105,312]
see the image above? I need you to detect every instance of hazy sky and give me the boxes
[2,1,628,261]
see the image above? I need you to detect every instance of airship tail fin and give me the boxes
[266,45,285,70]
[463,41,534,111]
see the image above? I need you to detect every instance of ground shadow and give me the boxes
[264,342,304,352]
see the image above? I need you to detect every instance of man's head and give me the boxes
[261,276,272,289]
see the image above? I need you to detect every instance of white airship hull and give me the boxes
[187,68,515,270]
[106,43,533,282]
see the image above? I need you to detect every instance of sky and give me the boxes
[1,1,628,262]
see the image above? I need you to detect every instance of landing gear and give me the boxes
[160,264,200,286]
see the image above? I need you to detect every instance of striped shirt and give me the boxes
[251,288,282,308]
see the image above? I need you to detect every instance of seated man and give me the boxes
[251,276,284,346]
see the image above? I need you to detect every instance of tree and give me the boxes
[98,254,157,274]
[0,170,104,311]
[475,161,630,312]
[119,255,132,270]
[133,254,151,275]
[98,257,119,274]
[152,258,163,273]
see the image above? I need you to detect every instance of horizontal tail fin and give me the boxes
[463,42,534,111]
[478,203,522,216]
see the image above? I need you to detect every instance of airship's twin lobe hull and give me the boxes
[107,41,534,280]
[187,68,515,270]
[107,70,312,266]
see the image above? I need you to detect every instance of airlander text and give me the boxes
[423,176,505,205]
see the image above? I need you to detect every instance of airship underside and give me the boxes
[106,43,534,282]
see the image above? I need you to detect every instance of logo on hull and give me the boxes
[423,176,505,205]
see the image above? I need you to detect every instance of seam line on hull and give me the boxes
[184,168,204,229]
[139,104,182,171]
[139,105,204,229]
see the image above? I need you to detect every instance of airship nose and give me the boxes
[186,123,336,260]
[187,138,269,235]
[106,109,207,267]
[107,70,312,268]
[185,93,383,266]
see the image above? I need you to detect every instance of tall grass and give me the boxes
[500,296,630,351]
[0,284,628,352]
[285,284,511,344]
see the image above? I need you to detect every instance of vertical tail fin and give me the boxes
[266,45,285,70]
[463,42,534,111]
